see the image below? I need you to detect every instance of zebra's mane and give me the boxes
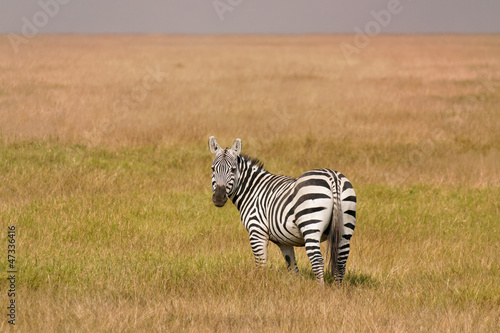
[239,154,266,171]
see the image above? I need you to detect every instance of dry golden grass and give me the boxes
[1,35,499,186]
[0,35,499,332]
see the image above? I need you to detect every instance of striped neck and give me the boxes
[230,154,268,210]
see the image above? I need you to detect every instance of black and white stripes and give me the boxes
[209,137,356,284]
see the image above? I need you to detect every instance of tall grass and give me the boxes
[0,35,499,332]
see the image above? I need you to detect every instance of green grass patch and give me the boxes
[0,141,498,331]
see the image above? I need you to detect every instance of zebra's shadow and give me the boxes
[301,269,380,288]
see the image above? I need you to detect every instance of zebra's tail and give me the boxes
[327,173,343,284]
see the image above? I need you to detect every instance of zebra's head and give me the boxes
[208,136,241,207]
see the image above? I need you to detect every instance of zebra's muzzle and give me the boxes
[213,185,228,207]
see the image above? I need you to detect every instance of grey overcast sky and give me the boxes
[1,0,500,34]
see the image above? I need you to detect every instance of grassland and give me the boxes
[0,35,499,332]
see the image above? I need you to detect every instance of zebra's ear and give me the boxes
[231,138,242,156]
[209,136,221,154]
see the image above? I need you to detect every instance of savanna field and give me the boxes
[0,35,499,332]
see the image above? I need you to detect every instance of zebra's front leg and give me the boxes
[249,231,269,267]
[277,244,299,273]
[304,237,325,285]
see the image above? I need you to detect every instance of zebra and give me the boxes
[208,136,356,285]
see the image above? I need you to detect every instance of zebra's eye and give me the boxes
[211,166,215,172]
[231,167,237,173]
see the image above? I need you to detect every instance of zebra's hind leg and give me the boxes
[277,244,299,273]
[304,237,325,285]
[334,242,350,284]
[335,262,346,284]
